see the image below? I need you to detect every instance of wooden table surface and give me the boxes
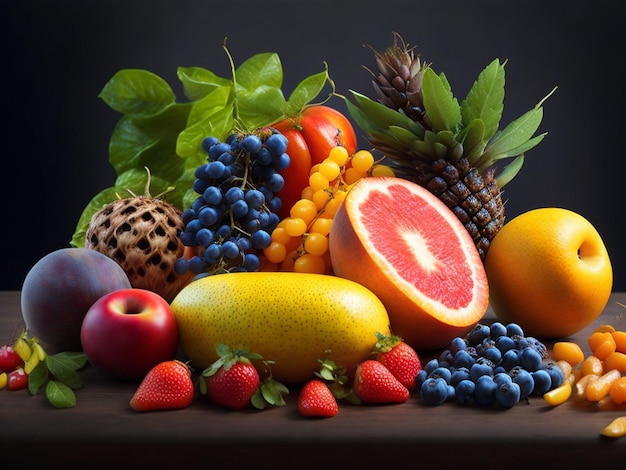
[2,290,626,469]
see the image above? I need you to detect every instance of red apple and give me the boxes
[80,288,179,380]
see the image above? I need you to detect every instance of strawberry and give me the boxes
[298,379,339,418]
[353,359,410,404]
[372,333,422,390]
[130,360,194,412]
[204,361,260,410]
[201,343,267,410]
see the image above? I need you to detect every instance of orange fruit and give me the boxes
[328,177,489,350]
[485,208,613,339]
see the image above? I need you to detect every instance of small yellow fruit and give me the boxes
[485,208,613,339]
[171,272,391,384]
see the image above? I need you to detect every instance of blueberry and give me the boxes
[231,199,249,219]
[469,362,494,382]
[420,377,449,406]
[250,230,271,250]
[242,253,260,271]
[490,322,507,339]
[203,186,223,206]
[482,346,502,365]
[531,369,552,395]
[450,367,471,386]
[495,381,521,409]
[239,134,263,153]
[468,324,490,345]
[225,186,245,203]
[429,367,452,384]
[207,142,231,160]
[198,207,220,226]
[510,366,535,399]
[495,335,516,354]
[244,189,265,209]
[501,349,521,371]
[254,147,273,166]
[423,358,440,375]
[201,136,221,153]
[453,349,475,369]
[266,173,285,193]
[474,376,497,407]
[493,372,513,386]
[455,379,475,404]
[188,255,207,274]
[506,323,525,337]
[221,240,240,259]
[195,228,214,247]
[519,347,543,372]
[449,337,467,355]
[272,152,291,171]
[264,133,288,156]
[542,361,564,390]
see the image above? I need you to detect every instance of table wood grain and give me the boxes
[2,291,626,469]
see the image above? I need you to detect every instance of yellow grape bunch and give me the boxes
[262,146,394,274]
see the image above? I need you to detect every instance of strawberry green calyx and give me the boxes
[315,353,360,405]
[372,332,404,354]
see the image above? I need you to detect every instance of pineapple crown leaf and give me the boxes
[421,68,462,133]
[496,154,525,188]
[478,87,556,170]
[460,58,505,144]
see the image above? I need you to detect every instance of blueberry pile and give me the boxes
[174,130,289,278]
[416,322,565,408]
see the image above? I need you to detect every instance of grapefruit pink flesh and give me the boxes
[329,177,489,350]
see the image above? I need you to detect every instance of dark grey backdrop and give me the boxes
[3,0,624,291]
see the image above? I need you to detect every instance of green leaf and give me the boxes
[45,380,77,409]
[69,187,121,248]
[461,59,505,143]
[177,66,232,101]
[177,86,234,157]
[458,118,486,161]
[108,102,193,178]
[46,352,87,377]
[421,68,461,132]
[28,361,49,395]
[481,106,543,165]
[237,85,288,130]
[99,69,176,118]
[235,52,283,91]
[285,68,329,116]
[347,91,425,138]
[496,154,525,188]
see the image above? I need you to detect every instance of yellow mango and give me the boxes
[171,272,391,384]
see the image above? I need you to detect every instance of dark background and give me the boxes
[2,0,624,291]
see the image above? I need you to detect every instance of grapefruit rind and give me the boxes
[330,177,489,349]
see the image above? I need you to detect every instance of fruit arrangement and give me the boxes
[6,34,622,437]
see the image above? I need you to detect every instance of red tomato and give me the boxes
[271,106,357,219]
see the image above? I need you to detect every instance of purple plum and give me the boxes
[21,248,131,351]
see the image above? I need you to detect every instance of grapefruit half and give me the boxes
[329,177,489,350]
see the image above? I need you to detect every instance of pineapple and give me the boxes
[346,32,555,260]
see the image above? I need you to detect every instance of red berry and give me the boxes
[0,344,25,373]
[297,380,339,418]
[130,360,194,412]
[376,341,422,390]
[7,367,29,391]
[353,360,409,404]
[204,362,260,410]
